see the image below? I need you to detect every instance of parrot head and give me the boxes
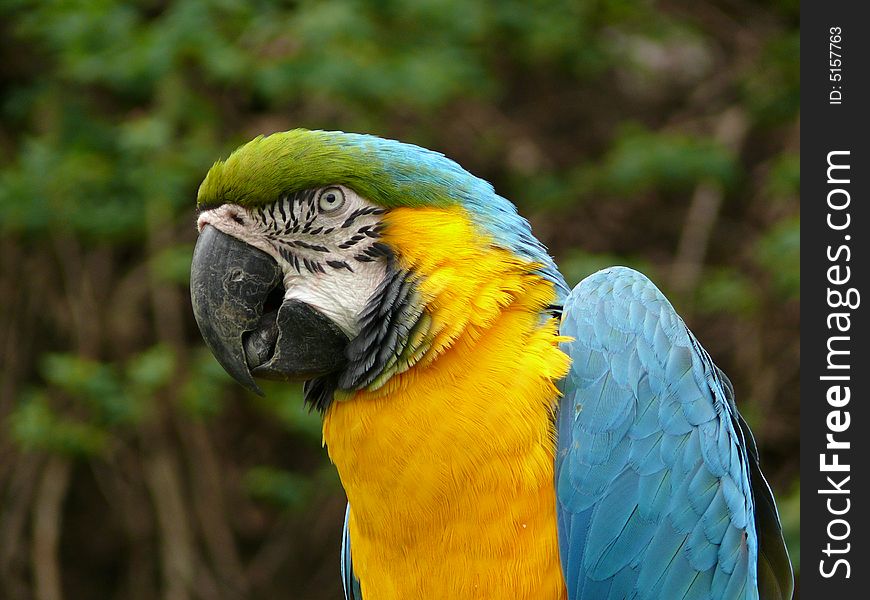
[191,129,567,408]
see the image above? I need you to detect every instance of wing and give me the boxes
[555,267,792,600]
[341,504,364,600]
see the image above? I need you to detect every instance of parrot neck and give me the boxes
[322,226,571,599]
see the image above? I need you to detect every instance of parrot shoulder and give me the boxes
[554,266,792,600]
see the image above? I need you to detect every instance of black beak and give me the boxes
[190,225,349,395]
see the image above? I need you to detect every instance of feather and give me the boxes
[556,267,792,599]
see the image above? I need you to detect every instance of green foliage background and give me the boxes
[0,1,799,598]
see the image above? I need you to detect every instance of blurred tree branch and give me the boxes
[32,456,71,600]
[670,107,749,297]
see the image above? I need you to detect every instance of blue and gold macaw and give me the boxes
[190,130,793,599]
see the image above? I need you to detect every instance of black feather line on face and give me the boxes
[338,258,417,390]
[291,240,330,252]
[338,235,366,249]
[303,377,338,413]
[327,260,354,272]
[303,250,425,412]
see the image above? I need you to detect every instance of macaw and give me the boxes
[189,130,793,600]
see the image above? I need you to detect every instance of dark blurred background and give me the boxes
[0,1,799,599]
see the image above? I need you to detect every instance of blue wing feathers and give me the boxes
[686,519,719,571]
[556,267,792,599]
[688,467,719,514]
[341,505,363,600]
[662,549,701,599]
[595,506,648,575]
[636,522,686,591]
[585,471,641,575]
[685,567,716,600]
[628,432,665,475]
[637,469,671,521]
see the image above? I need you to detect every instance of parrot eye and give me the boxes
[318,187,346,213]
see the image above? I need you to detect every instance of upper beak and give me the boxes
[190,225,349,395]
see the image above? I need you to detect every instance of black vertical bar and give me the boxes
[801,2,869,598]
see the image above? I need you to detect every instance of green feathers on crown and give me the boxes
[197,129,467,211]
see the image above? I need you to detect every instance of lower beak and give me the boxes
[190,225,348,395]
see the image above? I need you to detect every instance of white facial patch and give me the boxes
[197,185,390,336]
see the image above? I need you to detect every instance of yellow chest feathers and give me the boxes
[322,207,571,599]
